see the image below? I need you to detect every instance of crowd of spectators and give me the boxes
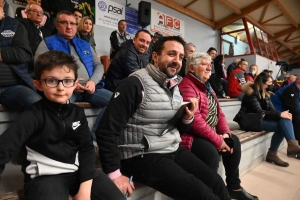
[0,0,299,199]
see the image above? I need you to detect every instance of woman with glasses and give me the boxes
[241,72,300,167]
[0,0,13,18]
[179,52,258,200]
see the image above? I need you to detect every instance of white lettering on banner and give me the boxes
[151,9,185,38]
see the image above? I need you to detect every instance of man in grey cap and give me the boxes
[147,31,164,63]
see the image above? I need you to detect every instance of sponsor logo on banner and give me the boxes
[151,9,184,38]
[98,1,107,12]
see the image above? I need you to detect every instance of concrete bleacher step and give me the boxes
[0,99,281,200]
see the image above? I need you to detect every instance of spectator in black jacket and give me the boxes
[271,76,300,145]
[227,58,240,78]
[0,7,41,111]
[18,3,52,74]
[146,31,163,63]
[241,73,300,167]
[178,42,195,78]
[109,19,131,59]
[104,29,151,91]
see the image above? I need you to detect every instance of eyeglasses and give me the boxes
[41,78,75,88]
[27,9,44,15]
[57,21,78,26]
[199,63,211,67]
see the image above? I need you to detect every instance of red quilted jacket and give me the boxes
[178,73,230,150]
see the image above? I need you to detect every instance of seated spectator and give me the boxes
[104,29,151,92]
[179,52,258,200]
[227,58,248,100]
[15,0,49,27]
[241,73,300,167]
[277,71,287,81]
[207,47,222,97]
[0,7,41,111]
[18,3,52,74]
[214,54,228,97]
[280,74,296,88]
[271,75,300,145]
[0,50,125,200]
[146,31,163,63]
[76,16,96,53]
[245,64,258,82]
[227,58,240,78]
[178,42,196,78]
[1,0,13,18]
[109,19,131,59]
[97,36,231,199]
[35,10,112,137]
[73,8,83,23]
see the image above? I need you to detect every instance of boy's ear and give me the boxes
[74,79,79,88]
[33,80,43,91]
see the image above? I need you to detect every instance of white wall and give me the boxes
[224,54,280,79]
[6,0,218,56]
[222,34,249,56]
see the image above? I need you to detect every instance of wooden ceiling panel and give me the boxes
[214,1,236,21]
[186,0,212,20]
[247,7,264,22]
[226,0,257,9]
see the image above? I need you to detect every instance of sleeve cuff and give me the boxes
[182,116,194,124]
[108,169,122,180]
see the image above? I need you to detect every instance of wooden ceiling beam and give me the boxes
[290,57,300,64]
[261,14,283,24]
[214,0,273,30]
[264,24,292,26]
[154,0,215,27]
[216,0,241,14]
[278,45,300,56]
[274,27,300,38]
[272,0,299,28]
[183,0,197,8]
[259,4,270,24]
[286,35,300,42]
[284,33,292,42]
[210,0,215,23]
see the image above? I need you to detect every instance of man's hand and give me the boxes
[85,80,96,94]
[183,97,199,120]
[112,175,135,197]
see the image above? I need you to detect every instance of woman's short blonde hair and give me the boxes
[186,52,211,74]
[77,16,94,36]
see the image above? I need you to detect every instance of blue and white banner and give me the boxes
[95,0,125,29]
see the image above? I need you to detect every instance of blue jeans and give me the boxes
[0,85,41,111]
[70,88,112,107]
[263,119,295,151]
[70,88,112,139]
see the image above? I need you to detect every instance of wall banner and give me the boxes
[95,0,125,30]
[150,9,184,37]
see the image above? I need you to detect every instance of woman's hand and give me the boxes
[281,110,292,121]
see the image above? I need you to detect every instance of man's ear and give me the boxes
[152,52,157,65]
[33,80,43,91]
[74,79,79,88]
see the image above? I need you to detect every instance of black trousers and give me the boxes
[24,169,125,200]
[191,134,242,190]
[121,146,231,200]
[292,115,300,144]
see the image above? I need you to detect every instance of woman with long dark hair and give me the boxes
[214,54,228,96]
[241,72,300,167]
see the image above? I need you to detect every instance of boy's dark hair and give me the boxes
[73,8,84,16]
[153,36,185,55]
[134,29,151,38]
[35,50,79,80]
[207,47,217,53]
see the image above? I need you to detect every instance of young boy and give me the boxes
[0,51,125,200]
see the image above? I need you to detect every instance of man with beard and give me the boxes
[97,36,231,200]
[104,29,152,91]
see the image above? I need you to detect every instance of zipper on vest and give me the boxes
[141,149,144,158]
